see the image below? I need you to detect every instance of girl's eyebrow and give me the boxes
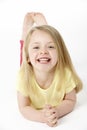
[32,41,54,44]
[47,41,54,44]
[31,42,40,44]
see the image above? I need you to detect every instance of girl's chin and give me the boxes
[35,66,53,72]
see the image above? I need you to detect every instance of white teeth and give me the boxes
[37,58,50,62]
[39,58,48,61]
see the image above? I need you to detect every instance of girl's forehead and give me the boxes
[31,29,48,35]
[30,30,54,40]
[27,30,58,47]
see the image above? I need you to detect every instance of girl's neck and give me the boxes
[34,70,55,89]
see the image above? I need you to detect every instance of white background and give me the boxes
[0,0,87,130]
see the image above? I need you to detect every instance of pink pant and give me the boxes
[20,40,24,66]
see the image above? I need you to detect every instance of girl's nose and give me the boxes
[39,48,48,54]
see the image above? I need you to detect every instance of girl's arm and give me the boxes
[57,89,76,118]
[17,92,46,123]
[44,89,76,127]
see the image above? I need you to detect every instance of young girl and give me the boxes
[16,12,83,127]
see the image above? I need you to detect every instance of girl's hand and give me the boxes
[44,105,59,127]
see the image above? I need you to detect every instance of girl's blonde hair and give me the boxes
[20,25,82,93]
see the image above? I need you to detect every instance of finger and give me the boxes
[52,117,58,124]
[45,111,51,117]
[44,104,52,109]
[47,120,58,127]
[48,112,57,122]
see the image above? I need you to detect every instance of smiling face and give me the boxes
[28,30,58,72]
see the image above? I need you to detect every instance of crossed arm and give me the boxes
[17,89,76,127]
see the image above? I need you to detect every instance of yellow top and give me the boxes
[16,68,77,109]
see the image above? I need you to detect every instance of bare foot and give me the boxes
[33,12,47,26]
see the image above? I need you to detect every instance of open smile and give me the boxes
[37,57,51,64]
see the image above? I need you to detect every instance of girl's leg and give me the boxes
[20,40,24,66]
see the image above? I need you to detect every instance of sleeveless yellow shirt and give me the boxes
[16,68,76,109]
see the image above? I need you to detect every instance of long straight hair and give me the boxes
[20,25,83,93]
